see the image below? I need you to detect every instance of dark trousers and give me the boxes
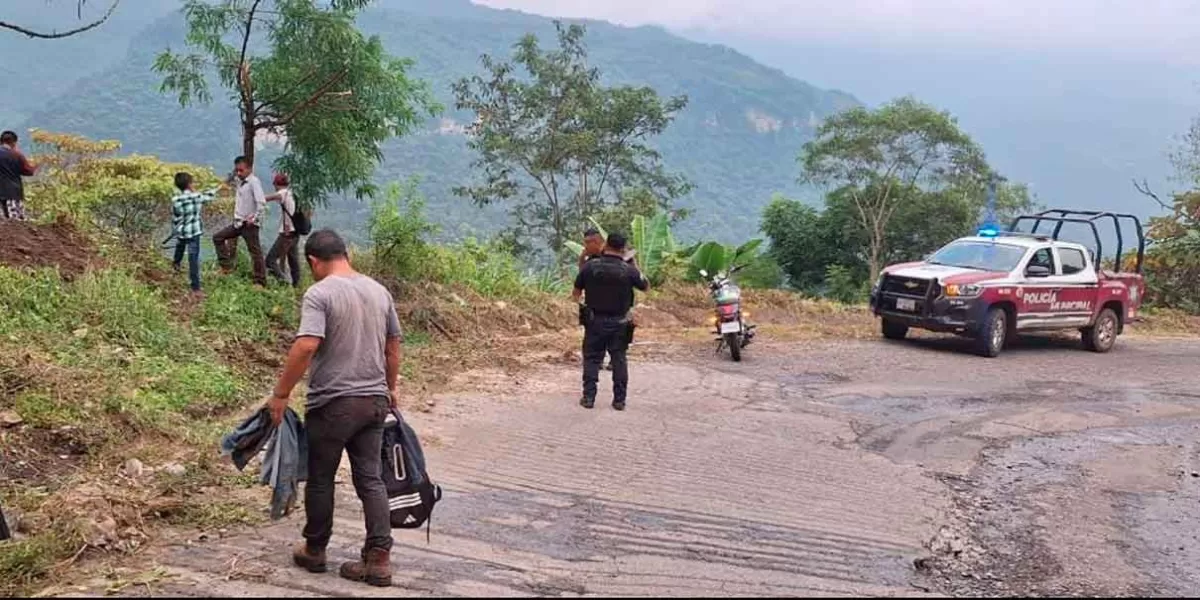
[303,396,393,552]
[213,222,266,285]
[0,502,10,540]
[583,315,631,403]
[172,235,202,291]
[266,232,301,287]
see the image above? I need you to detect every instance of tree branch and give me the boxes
[0,0,119,39]
[256,69,351,130]
[592,120,646,203]
[1133,177,1171,211]
[254,67,324,113]
[234,0,265,120]
[237,0,264,78]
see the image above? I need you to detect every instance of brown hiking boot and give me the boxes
[339,547,392,587]
[292,542,327,573]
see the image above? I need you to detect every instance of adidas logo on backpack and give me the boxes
[381,409,442,541]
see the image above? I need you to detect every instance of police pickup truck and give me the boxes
[869,209,1146,357]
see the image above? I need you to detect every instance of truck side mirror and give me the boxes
[1025,265,1052,278]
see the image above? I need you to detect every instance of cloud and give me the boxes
[474,0,1200,60]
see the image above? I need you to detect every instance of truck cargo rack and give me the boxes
[1008,209,1145,274]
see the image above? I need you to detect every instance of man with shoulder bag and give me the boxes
[265,172,311,288]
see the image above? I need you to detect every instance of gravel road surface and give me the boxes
[80,335,1200,597]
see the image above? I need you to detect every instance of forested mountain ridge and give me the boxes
[16,0,858,242]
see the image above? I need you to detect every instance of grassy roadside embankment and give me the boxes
[1,218,1197,596]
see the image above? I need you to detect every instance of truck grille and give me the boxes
[881,275,932,297]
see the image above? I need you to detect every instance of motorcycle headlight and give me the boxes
[945,283,983,297]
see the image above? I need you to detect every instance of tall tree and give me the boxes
[1133,117,1200,313]
[1,0,119,39]
[452,22,690,255]
[154,0,438,204]
[591,187,689,237]
[799,97,988,280]
[763,181,1034,294]
[760,194,839,291]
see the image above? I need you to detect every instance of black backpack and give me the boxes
[380,409,442,540]
[285,204,312,235]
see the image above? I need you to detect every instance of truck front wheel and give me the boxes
[1082,308,1119,353]
[881,319,909,340]
[974,307,1007,358]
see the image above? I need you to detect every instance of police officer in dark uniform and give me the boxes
[578,228,638,370]
[573,233,648,411]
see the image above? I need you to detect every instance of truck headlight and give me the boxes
[945,283,983,297]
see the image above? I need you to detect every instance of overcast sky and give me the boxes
[475,0,1199,62]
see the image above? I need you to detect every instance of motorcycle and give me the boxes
[699,266,755,362]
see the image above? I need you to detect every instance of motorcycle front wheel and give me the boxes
[725,332,742,362]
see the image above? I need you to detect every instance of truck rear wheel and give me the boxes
[1082,308,1119,353]
[974,307,1007,358]
[881,319,909,340]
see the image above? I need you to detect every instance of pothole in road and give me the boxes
[777,372,850,386]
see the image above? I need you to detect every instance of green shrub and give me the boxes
[825,264,869,304]
[525,268,569,295]
[364,180,559,300]
[430,238,527,298]
[736,252,785,289]
[367,179,437,281]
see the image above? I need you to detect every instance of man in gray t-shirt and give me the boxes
[268,229,402,588]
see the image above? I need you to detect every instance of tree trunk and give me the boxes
[867,228,884,283]
[242,123,256,166]
[238,60,256,166]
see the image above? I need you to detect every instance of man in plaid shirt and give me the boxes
[172,172,222,295]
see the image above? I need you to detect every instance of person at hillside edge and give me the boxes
[265,172,301,288]
[268,229,403,587]
[573,232,648,411]
[170,172,222,295]
[213,156,268,286]
[577,227,607,271]
[0,131,37,221]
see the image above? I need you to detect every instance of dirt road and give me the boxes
[80,334,1200,597]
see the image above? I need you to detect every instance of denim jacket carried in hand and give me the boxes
[220,407,308,520]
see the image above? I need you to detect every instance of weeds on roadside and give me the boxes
[364,180,569,301]
[196,271,300,344]
[0,264,277,594]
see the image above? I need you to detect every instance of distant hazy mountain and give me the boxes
[1,2,178,125]
[15,0,857,242]
[677,30,1196,220]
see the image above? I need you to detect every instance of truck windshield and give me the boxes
[927,241,1026,272]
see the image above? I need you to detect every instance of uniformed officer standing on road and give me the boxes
[578,227,639,371]
[573,233,649,411]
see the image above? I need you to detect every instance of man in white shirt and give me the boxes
[212,155,268,286]
[266,172,302,288]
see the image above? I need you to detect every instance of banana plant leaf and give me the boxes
[564,240,586,258]
[733,239,763,263]
[689,241,732,276]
